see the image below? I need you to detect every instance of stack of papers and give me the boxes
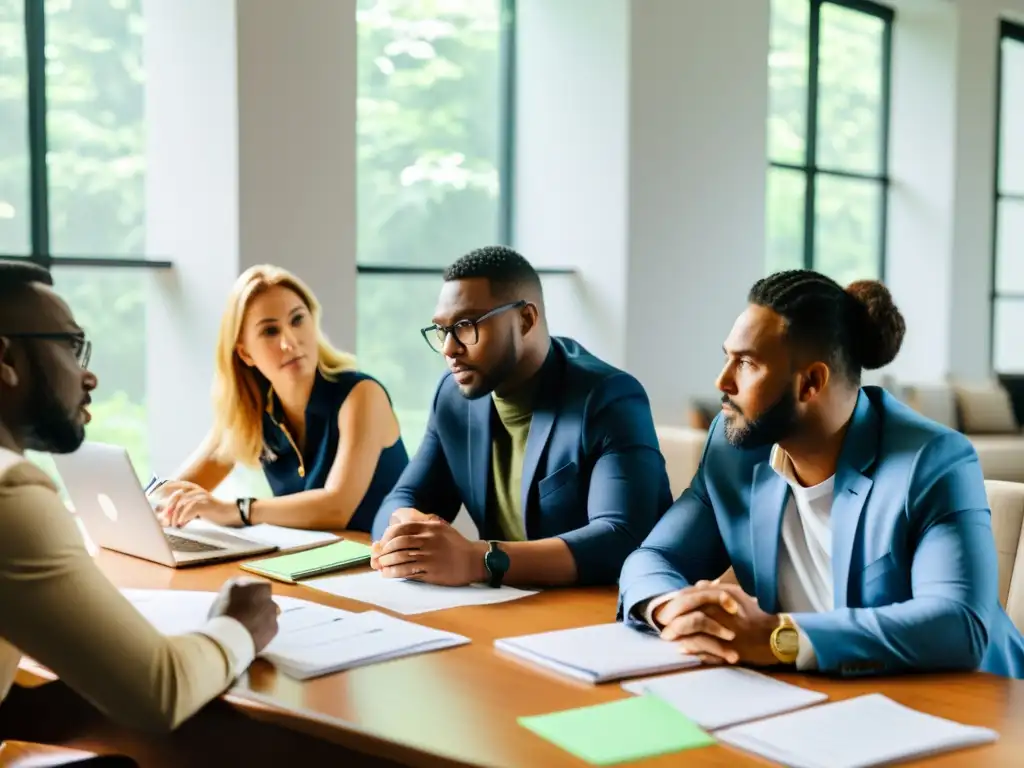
[306,571,539,614]
[518,696,715,765]
[715,693,999,767]
[494,623,700,683]
[122,589,469,680]
[184,519,339,553]
[623,667,827,730]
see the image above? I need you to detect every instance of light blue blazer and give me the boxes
[618,386,1024,679]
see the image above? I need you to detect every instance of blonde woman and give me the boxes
[156,265,408,532]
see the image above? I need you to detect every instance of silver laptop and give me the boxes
[53,441,275,567]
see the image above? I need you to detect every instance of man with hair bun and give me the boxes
[618,269,1024,679]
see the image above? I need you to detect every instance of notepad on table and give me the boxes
[622,667,827,730]
[715,693,998,768]
[494,622,700,684]
[306,571,538,614]
[240,540,372,583]
[519,695,715,765]
[184,518,340,553]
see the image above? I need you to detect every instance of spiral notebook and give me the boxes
[240,539,372,583]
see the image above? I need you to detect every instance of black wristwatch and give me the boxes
[236,497,255,526]
[483,541,510,588]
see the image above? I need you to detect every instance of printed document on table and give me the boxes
[306,571,539,614]
[494,623,700,683]
[714,693,998,768]
[622,667,827,729]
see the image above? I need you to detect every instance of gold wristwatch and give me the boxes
[769,614,800,665]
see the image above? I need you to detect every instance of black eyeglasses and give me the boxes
[0,331,92,369]
[421,300,528,354]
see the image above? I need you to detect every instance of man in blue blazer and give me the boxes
[370,246,671,588]
[619,270,1024,678]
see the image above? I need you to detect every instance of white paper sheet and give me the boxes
[120,589,468,680]
[305,571,539,614]
[715,693,999,768]
[494,623,700,683]
[622,667,827,729]
[183,519,339,552]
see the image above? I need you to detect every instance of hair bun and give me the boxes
[845,280,906,370]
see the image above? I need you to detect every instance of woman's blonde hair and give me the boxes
[209,264,356,466]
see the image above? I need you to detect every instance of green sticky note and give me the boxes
[518,695,715,766]
[240,540,372,583]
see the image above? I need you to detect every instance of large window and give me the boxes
[766,0,893,285]
[993,22,1024,373]
[355,0,513,450]
[0,0,156,478]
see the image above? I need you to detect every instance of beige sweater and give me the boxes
[0,448,254,732]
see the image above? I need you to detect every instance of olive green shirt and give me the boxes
[489,377,542,542]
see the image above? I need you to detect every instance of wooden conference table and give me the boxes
[14,533,1024,767]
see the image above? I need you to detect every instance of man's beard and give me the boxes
[723,387,800,449]
[457,336,520,401]
[21,349,86,454]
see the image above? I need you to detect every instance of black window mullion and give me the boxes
[802,0,823,271]
[876,7,894,281]
[24,0,50,269]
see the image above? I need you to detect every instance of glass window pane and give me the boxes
[815,2,885,175]
[768,0,809,165]
[44,0,146,257]
[0,0,30,254]
[766,166,806,274]
[813,174,882,285]
[999,35,1024,195]
[994,298,1024,373]
[356,0,503,267]
[51,266,150,480]
[357,274,447,453]
[996,198,1024,294]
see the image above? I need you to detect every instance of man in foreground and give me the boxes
[619,269,1024,678]
[0,260,279,732]
[371,246,671,587]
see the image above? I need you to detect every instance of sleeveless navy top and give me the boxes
[260,370,409,532]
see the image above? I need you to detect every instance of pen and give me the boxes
[144,475,167,495]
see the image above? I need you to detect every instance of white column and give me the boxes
[516,0,770,423]
[948,1,1001,380]
[625,0,770,424]
[514,0,631,367]
[143,0,357,475]
[884,0,958,383]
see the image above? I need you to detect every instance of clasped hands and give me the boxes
[370,509,486,586]
[653,579,782,667]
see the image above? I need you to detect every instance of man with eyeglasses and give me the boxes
[0,260,279,737]
[370,246,672,588]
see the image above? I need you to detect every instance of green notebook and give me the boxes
[518,696,715,766]
[240,540,372,583]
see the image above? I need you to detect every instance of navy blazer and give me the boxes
[618,387,1024,679]
[372,337,672,585]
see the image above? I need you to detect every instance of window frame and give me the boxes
[990,19,1024,373]
[768,0,895,278]
[352,0,571,280]
[2,0,170,271]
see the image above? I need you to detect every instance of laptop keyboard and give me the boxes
[165,533,225,553]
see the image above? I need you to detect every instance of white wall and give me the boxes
[517,0,769,421]
[143,0,357,475]
[625,0,769,423]
[515,0,631,367]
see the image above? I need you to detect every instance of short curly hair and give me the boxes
[443,245,542,302]
[0,259,52,303]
